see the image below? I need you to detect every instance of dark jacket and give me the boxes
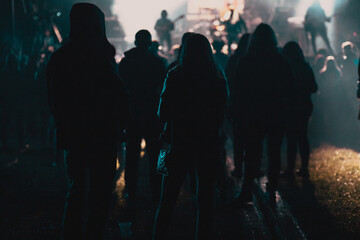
[232,51,295,125]
[118,47,167,128]
[158,66,228,151]
[290,62,318,114]
[47,4,128,151]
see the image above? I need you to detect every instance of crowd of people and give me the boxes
[0,31,57,155]
[1,2,360,240]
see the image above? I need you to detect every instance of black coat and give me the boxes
[118,47,167,128]
[47,44,128,151]
[158,66,228,151]
[231,51,295,126]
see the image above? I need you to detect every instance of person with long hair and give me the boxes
[232,24,295,204]
[47,3,128,239]
[282,41,318,178]
[152,33,228,240]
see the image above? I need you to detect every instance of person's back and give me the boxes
[47,4,128,239]
[232,24,294,204]
[118,29,166,203]
[282,42,318,109]
[160,66,227,150]
[48,41,126,149]
[154,33,227,240]
[119,32,166,127]
[282,41,318,178]
[235,50,293,125]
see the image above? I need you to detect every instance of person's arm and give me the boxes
[158,71,175,124]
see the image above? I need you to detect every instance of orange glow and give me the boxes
[116,157,120,170]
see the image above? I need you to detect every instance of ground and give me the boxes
[1,143,360,239]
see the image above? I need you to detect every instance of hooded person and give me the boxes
[46,3,128,239]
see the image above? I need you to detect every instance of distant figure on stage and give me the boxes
[47,3,128,239]
[154,10,174,51]
[304,0,333,55]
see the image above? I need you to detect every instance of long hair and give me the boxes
[179,33,219,78]
[320,56,342,77]
[234,33,251,56]
[283,41,305,64]
[248,23,278,55]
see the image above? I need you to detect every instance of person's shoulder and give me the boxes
[47,44,71,69]
[122,47,138,59]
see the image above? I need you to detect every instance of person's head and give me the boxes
[234,33,250,56]
[135,29,152,49]
[150,40,160,55]
[212,40,225,53]
[248,23,277,54]
[282,41,305,64]
[320,56,341,74]
[181,32,194,45]
[161,10,168,19]
[179,33,216,72]
[70,3,105,43]
[69,3,115,56]
[342,41,354,58]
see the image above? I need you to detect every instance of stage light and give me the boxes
[295,0,336,17]
[112,0,187,42]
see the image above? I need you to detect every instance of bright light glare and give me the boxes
[295,0,336,16]
[112,0,187,42]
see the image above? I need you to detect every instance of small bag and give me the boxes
[157,121,174,176]
[157,143,173,176]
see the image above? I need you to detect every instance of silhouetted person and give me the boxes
[118,30,167,203]
[225,33,250,178]
[212,39,228,72]
[282,41,318,178]
[304,0,333,55]
[155,10,174,51]
[232,24,295,204]
[341,41,359,113]
[167,32,194,71]
[47,3,128,239]
[150,40,169,68]
[317,56,346,144]
[152,33,228,240]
